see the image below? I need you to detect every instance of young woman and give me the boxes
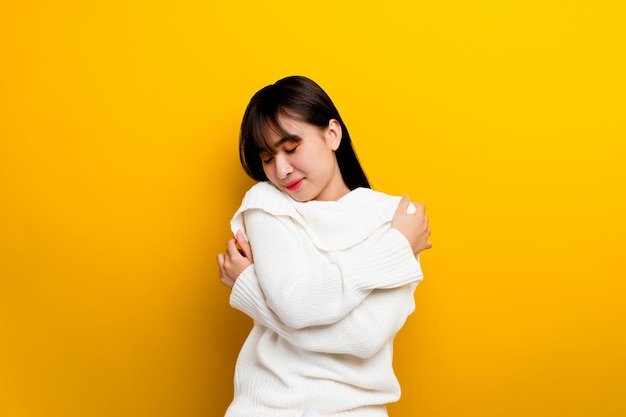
[217,76,432,417]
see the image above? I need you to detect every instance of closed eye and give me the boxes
[285,145,299,154]
[260,153,273,164]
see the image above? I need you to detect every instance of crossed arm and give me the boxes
[230,265,417,358]
[216,196,431,355]
[218,195,431,293]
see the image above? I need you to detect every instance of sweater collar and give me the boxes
[231,182,401,251]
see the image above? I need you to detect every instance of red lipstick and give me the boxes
[286,179,303,191]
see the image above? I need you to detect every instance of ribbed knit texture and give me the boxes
[226,182,424,417]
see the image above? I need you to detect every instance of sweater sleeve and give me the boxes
[230,265,417,358]
[243,209,422,329]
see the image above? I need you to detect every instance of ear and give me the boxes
[326,119,343,151]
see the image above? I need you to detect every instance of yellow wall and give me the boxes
[1,1,624,416]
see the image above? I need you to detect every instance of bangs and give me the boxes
[247,108,302,155]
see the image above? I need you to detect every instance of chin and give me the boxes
[289,194,309,202]
[286,189,315,203]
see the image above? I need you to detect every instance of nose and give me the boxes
[274,153,293,179]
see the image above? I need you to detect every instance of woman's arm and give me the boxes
[243,209,422,328]
[231,265,417,359]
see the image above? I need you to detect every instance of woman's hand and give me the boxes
[216,230,254,288]
[391,195,432,255]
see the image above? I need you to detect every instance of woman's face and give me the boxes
[260,115,349,202]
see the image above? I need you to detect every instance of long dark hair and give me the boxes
[239,76,370,190]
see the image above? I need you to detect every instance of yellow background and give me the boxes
[1,1,624,416]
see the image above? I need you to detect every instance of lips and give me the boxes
[285,179,303,191]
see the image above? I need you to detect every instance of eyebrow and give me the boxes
[272,134,302,147]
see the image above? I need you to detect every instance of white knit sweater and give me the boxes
[225,182,424,417]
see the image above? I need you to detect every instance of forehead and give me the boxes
[265,114,307,138]
[261,114,316,148]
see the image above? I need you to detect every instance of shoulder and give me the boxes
[345,187,399,207]
[238,182,297,216]
[329,187,402,220]
[230,182,300,239]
